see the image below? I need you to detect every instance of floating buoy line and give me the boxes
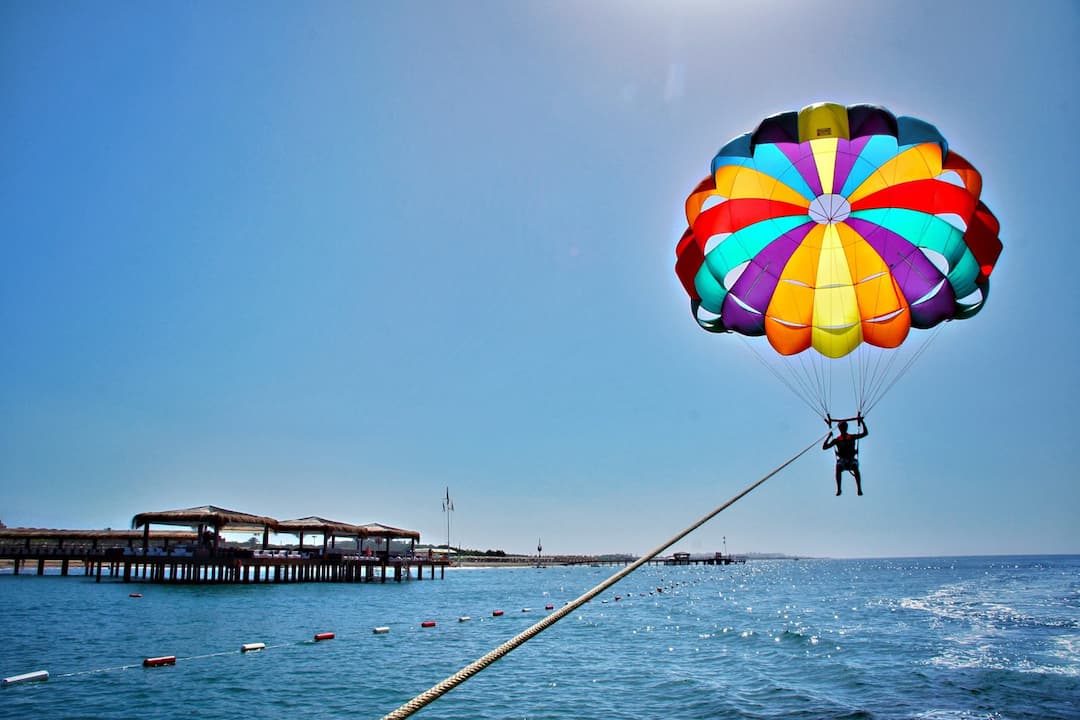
[2,573,708,688]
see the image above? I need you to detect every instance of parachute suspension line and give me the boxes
[788,349,829,419]
[862,325,944,416]
[862,346,889,414]
[847,350,862,416]
[856,344,891,416]
[377,435,827,720]
[862,345,901,414]
[857,345,870,411]
[808,350,831,417]
[738,336,824,418]
[863,326,939,414]
[784,348,827,418]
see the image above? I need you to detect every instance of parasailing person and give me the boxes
[823,415,869,496]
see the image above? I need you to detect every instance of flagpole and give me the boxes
[443,487,454,553]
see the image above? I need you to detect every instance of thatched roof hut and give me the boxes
[277,516,364,537]
[131,505,279,551]
[358,522,421,541]
[132,505,279,532]
[276,516,365,552]
[276,517,421,553]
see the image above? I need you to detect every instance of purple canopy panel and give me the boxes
[832,137,871,196]
[907,281,957,328]
[846,217,957,327]
[777,142,823,196]
[721,224,813,335]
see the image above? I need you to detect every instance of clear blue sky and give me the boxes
[3,1,1077,558]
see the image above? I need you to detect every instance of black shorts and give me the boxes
[836,457,859,472]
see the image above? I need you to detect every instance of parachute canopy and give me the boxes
[676,102,1002,361]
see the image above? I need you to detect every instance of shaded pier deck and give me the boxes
[1,521,445,585]
[1,547,448,584]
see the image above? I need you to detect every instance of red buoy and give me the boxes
[314,632,335,641]
[420,621,436,628]
[492,609,504,617]
[545,604,554,610]
[142,656,176,668]
[129,593,142,598]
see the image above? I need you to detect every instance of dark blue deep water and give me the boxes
[2,556,1078,719]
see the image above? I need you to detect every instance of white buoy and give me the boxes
[522,607,532,612]
[458,616,472,622]
[241,642,265,653]
[373,626,391,634]
[2,670,49,686]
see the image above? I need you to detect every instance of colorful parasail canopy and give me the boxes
[675,102,1002,360]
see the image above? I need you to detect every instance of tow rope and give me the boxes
[378,433,827,720]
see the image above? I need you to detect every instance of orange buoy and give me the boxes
[492,609,504,617]
[421,621,436,628]
[142,656,176,668]
[314,632,335,641]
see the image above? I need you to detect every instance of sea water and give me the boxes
[1,556,1077,719]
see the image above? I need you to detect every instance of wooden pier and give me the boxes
[0,506,445,585]
[663,551,746,566]
[1,548,447,584]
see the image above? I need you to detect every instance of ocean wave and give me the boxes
[912,711,1003,720]
[925,644,1080,677]
[901,583,1080,631]
[5,557,1079,719]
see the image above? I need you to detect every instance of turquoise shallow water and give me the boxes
[1,556,1078,719]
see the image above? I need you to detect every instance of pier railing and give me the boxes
[0,545,449,585]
